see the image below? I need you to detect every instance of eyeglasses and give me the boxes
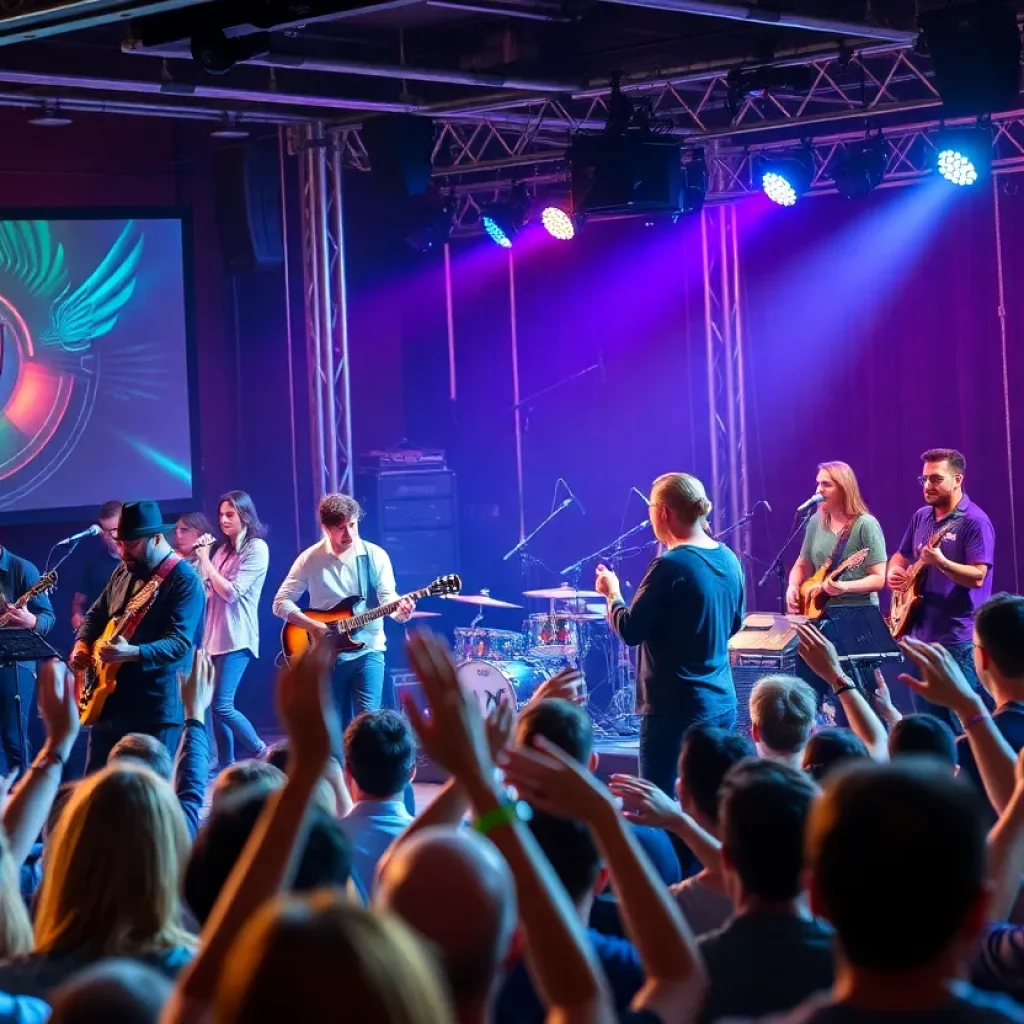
[917,475,948,487]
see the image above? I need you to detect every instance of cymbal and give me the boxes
[523,586,602,600]
[443,593,523,610]
[408,610,442,619]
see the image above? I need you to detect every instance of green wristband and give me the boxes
[473,800,520,837]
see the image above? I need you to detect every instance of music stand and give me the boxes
[817,605,902,671]
[0,630,62,771]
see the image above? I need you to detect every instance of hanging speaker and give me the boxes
[213,137,284,272]
[360,115,435,197]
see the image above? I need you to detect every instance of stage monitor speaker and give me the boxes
[919,1,1022,117]
[360,115,435,197]
[213,137,284,272]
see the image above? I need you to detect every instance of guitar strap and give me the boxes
[116,552,183,644]
[826,518,856,571]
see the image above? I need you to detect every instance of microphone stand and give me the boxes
[759,507,817,611]
[716,509,757,542]
[503,498,574,562]
[561,519,652,576]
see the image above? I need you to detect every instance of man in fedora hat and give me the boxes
[71,500,206,774]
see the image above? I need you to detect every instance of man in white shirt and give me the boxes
[272,493,414,727]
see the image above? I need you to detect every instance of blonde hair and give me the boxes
[0,828,32,958]
[216,890,454,1024]
[749,675,818,754]
[651,473,713,528]
[35,763,194,958]
[817,461,869,521]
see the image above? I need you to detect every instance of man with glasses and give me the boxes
[887,448,994,732]
[70,500,122,631]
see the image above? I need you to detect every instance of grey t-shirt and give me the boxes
[799,514,887,607]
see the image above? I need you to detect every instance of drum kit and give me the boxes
[439,584,636,733]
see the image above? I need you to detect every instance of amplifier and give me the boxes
[729,613,799,734]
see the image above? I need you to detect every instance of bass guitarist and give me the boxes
[887,448,995,733]
[272,493,415,729]
[71,501,206,774]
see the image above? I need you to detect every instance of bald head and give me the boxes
[376,827,516,1009]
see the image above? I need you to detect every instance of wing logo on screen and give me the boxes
[0,218,187,515]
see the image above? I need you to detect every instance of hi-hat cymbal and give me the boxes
[443,593,523,610]
[523,586,602,600]
[408,610,442,619]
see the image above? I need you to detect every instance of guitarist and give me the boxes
[70,500,206,774]
[272,493,415,730]
[0,543,56,772]
[887,448,995,733]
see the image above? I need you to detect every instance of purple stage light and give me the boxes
[937,148,978,186]
[541,206,575,240]
[762,171,798,207]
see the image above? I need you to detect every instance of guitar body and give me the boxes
[281,597,365,660]
[888,585,920,639]
[77,618,121,726]
[798,569,831,621]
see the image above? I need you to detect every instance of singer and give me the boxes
[786,462,887,615]
[595,472,745,797]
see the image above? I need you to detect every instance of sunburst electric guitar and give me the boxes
[799,548,870,620]
[281,573,462,660]
[888,520,958,639]
[0,571,58,628]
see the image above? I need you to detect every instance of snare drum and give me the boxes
[453,627,526,662]
[457,659,551,713]
[526,613,579,658]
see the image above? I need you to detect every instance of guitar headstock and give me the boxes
[845,548,870,569]
[31,571,58,597]
[428,574,462,598]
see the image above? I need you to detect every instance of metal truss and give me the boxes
[296,121,354,503]
[701,203,750,573]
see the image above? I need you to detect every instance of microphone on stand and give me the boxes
[758,499,772,513]
[631,487,649,505]
[55,525,101,546]
[796,494,825,513]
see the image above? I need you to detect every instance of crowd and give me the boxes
[0,592,1024,1022]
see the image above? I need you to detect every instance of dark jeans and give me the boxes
[0,664,35,774]
[332,651,385,735]
[639,708,738,797]
[911,641,994,735]
[210,650,264,766]
[85,721,183,775]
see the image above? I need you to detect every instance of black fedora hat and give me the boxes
[117,501,176,541]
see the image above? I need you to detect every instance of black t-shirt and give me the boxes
[609,544,745,720]
[698,913,834,1023]
[957,702,1024,818]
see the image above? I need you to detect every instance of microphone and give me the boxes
[567,488,586,516]
[56,524,101,546]
[758,499,772,513]
[796,494,825,513]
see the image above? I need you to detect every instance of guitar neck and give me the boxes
[342,587,432,632]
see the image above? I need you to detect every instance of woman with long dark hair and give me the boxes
[195,491,269,765]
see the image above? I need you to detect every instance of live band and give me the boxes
[0,446,994,785]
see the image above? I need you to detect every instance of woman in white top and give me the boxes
[195,491,270,766]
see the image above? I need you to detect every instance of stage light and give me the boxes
[935,127,990,186]
[29,101,71,127]
[832,138,887,199]
[480,186,528,248]
[758,150,814,207]
[541,206,575,240]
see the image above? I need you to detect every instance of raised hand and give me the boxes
[527,666,585,707]
[37,659,80,760]
[404,630,493,787]
[898,637,982,717]
[872,668,901,725]
[486,697,515,761]
[276,638,338,779]
[595,563,621,601]
[180,649,215,723]
[502,736,613,823]
[607,774,683,829]
[795,622,843,685]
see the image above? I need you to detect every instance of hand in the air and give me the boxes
[795,622,843,686]
[277,637,339,779]
[37,659,80,759]
[898,637,981,717]
[595,563,621,600]
[527,667,585,707]
[607,774,684,829]
[180,649,215,723]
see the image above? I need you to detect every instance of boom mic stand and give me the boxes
[759,506,817,611]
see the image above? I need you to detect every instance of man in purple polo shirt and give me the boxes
[887,448,995,733]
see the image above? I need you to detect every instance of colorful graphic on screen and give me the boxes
[0,217,193,515]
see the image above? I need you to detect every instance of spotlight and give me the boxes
[541,206,575,240]
[405,196,454,253]
[758,150,814,206]
[210,114,250,140]
[935,127,990,186]
[480,186,528,248]
[29,101,71,127]
[832,138,887,199]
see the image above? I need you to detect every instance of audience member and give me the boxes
[889,713,958,769]
[211,759,286,806]
[216,892,453,1024]
[264,740,355,816]
[696,759,831,1022]
[734,760,1024,1022]
[0,763,195,1000]
[749,675,817,767]
[339,710,417,902]
[48,959,172,1024]
[801,727,870,782]
[108,733,173,780]
[0,830,31,961]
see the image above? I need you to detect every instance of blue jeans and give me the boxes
[332,651,386,735]
[210,650,265,766]
[639,708,738,797]
[911,641,994,736]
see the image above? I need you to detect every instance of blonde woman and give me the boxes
[0,763,195,999]
[595,472,746,796]
[786,461,887,615]
[215,891,454,1023]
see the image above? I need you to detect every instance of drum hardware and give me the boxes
[457,659,559,714]
[522,586,602,600]
[453,627,527,663]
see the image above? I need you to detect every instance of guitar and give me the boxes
[281,573,462,660]
[798,548,870,620]
[888,519,958,639]
[0,571,58,628]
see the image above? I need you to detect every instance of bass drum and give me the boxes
[457,659,551,715]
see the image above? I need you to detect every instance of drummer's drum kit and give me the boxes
[435,583,634,729]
